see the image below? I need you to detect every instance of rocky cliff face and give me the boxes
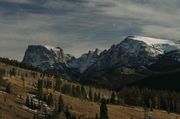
[22,45,72,70]
[83,36,180,73]
[80,36,180,89]
[22,45,80,80]
[22,36,180,82]
[68,48,101,73]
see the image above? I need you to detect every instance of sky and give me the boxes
[0,0,180,61]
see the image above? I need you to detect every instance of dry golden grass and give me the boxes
[0,63,180,119]
[1,76,180,119]
[0,91,33,119]
[52,91,180,119]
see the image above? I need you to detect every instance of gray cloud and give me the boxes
[0,0,180,60]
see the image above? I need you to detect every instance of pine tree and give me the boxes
[149,99,153,111]
[30,97,34,109]
[76,85,81,98]
[89,88,93,101]
[72,85,76,97]
[65,108,72,119]
[100,98,109,119]
[50,109,59,119]
[33,112,40,119]
[37,80,43,100]
[95,113,99,119]
[43,94,47,102]
[110,92,116,104]
[94,92,98,102]
[97,93,101,103]
[26,96,30,107]
[0,69,5,78]
[47,80,52,88]
[62,84,72,95]
[58,95,64,113]
[55,78,62,91]
[81,86,87,99]
[6,83,13,94]
[47,93,53,106]
[33,113,38,119]
[21,76,25,88]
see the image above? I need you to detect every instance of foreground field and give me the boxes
[1,77,180,119]
[0,62,180,119]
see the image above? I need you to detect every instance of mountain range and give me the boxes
[22,36,180,90]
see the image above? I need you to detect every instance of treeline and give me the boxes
[0,69,8,88]
[25,79,78,119]
[36,78,101,103]
[31,79,109,119]
[117,87,180,114]
[55,78,102,103]
[0,57,42,72]
[55,79,180,115]
[3,65,176,119]
[34,77,180,115]
[0,57,66,80]
[29,94,77,119]
[0,69,16,95]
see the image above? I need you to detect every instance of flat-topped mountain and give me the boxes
[22,45,73,70]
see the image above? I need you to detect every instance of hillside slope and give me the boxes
[0,62,180,119]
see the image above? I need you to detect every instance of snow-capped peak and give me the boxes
[126,36,179,53]
[129,36,176,45]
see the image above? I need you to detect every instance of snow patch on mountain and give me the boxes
[44,45,61,51]
[22,36,180,81]
[132,36,175,45]
[83,36,180,75]
[127,36,179,53]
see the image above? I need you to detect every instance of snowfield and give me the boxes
[128,36,179,53]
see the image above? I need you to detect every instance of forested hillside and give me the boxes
[0,61,180,119]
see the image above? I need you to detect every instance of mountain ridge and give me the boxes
[22,36,180,88]
[82,36,180,74]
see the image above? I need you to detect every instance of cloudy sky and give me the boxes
[0,0,180,60]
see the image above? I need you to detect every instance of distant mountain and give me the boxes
[22,45,79,79]
[68,48,101,73]
[23,45,73,70]
[22,36,180,89]
[130,50,180,91]
[80,36,180,89]
[83,36,179,73]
